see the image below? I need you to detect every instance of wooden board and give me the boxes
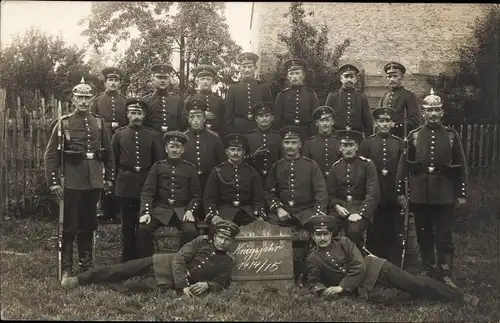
[229,219,294,282]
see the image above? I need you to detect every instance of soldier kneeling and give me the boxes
[61,220,239,296]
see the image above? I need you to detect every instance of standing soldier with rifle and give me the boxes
[111,98,164,262]
[44,78,114,282]
[396,89,468,288]
[90,67,127,223]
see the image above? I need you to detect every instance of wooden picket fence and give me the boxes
[0,88,499,216]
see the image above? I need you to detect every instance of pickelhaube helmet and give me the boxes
[72,77,93,97]
[422,88,443,108]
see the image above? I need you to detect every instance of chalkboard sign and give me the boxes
[229,219,294,282]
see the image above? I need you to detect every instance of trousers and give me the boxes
[365,203,402,264]
[118,197,140,263]
[330,215,369,251]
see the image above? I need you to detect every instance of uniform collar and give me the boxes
[341,86,355,93]
[425,122,444,130]
[154,88,169,96]
[257,127,272,133]
[189,128,207,135]
[391,86,404,91]
[128,124,143,130]
[167,158,182,165]
[290,84,304,90]
[200,89,212,95]
[342,155,358,163]
[318,131,334,138]
[105,90,118,96]
[73,108,90,116]
[284,153,301,161]
[376,132,391,139]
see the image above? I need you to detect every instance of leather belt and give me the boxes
[85,152,96,160]
[119,166,151,173]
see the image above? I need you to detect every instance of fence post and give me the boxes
[466,125,472,167]
[0,89,6,215]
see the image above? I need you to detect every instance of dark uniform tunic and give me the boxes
[76,235,233,293]
[137,159,201,257]
[111,124,164,262]
[224,79,273,134]
[307,236,463,304]
[143,89,187,134]
[302,133,341,177]
[185,91,225,137]
[245,128,282,179]
[90,91,128,133]
[327,156,380,250]
[379,86,423,139]
[203,162,265,226]
[359,133,404,262]
[274,85,320,140]
[396,124,468,275]
[325,87,374,136]
[44,110,114,271]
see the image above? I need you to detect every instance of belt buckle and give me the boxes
[288,201,295,207]
[294,119,300,125]
[168,199,175,206]
[246,114,253,121]
[86,152,94,159]
[346,126,351,130]
[325,171,329,177]
[346,195,352,202]
[161,126,168,132]
[206,123,212,129]
[197,170,203,175]
[428,166,435,174]
[381,169,388,176]
[262,170,268,176]
[233,200,240,207]
[112,122,119,128]
[134,166,141,172]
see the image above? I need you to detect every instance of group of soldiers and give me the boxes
[44,51,477,306]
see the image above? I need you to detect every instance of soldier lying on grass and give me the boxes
[304,215,480,307]
[61,220,239,297]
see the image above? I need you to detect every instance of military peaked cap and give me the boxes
[304,215,336,233]
[237,52,259,65]
[284,58,307,72]
[339,64,360,75]
[163,131,189,145]
[280,126,302,140]
[372,107,396,120]
[185,99,208,113]
[225,133,250,151]
[337,130,363,145]
[101,67,124,80]
[194,64,217,78]
[312,106,335,121]
[384,61,406,74]
[125,97,148,112]
[253,101,274,116]
[151,63,174,75]
[215,220,240,238]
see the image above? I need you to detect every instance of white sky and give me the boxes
[0,1,253,61]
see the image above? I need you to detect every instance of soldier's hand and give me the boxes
[347,213,362,222]
[190,282,209,295]
[397,195,408,210]
[335,204,349,217]
[211,215,223,225]
[183,286,195,298]
[139,214,151,225]
[277,207,291,221]
[49,185,64,200]
[205,111,216,119]
[183,210,195,222]
[323,285,343,297]
[455,197,467,209]
[104,181,113,191]
[252,145,270,157]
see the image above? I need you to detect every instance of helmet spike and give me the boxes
[430,88,435,95]
[80,76,86,84]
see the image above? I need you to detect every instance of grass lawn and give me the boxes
[1,172,499,321]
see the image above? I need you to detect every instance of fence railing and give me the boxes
[1,88,499,216]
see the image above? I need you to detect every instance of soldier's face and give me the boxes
[255,112,274,129]
[105,76,120,92]
[226,146,245,163]
[423,107,444,125]
[287,69,305,86]
[152,74,171,89]
[165,142,184,159]
[196,76,214,92]
[282,138,302,157]
[127,109,144,126]
[188,111,205,130]
[213,232,234,251]
[386,71,403,88]
[239,63,256,79]
[312,230,333,248]
[340,141,358,159]
[72,94,92,111]
[375,118,394,134]
[340,73,357,88]
[316,116,335,134]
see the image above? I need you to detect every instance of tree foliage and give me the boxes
[275,2,350,103]
[0,28,102,106]
[80,2,242,98]
[430,6,500,124]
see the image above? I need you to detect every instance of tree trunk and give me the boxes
[179,35,186,97]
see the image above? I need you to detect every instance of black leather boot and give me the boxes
[77,232,94,274]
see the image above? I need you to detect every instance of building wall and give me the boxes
[250,3,492,103]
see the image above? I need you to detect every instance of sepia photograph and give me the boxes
[0,1,498,321]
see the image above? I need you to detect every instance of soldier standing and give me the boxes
[44,78,114,279]
[185,64,225,137]
[224,52,273,135]
[379,62,423,139]
[111,98,164,262]
[264,126,328,285]
[302,106,342,178]
[245,102,282,181]
[90,67,127,223]
[137,131,201,258]
[396,89,468,289]
[274,58,319,141]
[325,64,374,136]
[359,107,405,263]
[204,134,266,227]
[143,63,187,140]
[326,130,380,252]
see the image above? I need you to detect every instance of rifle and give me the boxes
[56,100,65,282]
[400,104,410,269]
